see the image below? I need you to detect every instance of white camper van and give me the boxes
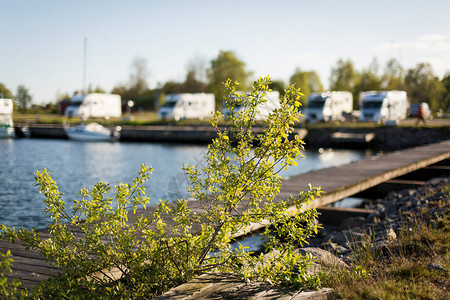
[0,98,15,138]
[65,93,122,119]
[223,91,281,121]
[359,91,408,123]
[304,91,353,122]
[158,93,215,121]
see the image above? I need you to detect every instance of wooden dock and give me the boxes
[279,139,450,208]
[1,140,449,289]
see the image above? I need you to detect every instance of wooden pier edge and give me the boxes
[286,140,450,210]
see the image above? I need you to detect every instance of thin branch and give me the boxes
[164,239,182,275]
[197,222,225,266]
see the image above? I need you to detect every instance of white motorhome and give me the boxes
[304,91,353,122]
[65,93,122,119]
[359,91,408,123]
[223,91,281,121]
[0,98,15,138]
[158,93,215,121]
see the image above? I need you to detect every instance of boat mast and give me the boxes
[83,37,87,94]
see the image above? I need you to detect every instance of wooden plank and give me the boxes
[12,278,41,290]
[8,269,52,284]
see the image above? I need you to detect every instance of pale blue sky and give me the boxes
[1,0,449,104]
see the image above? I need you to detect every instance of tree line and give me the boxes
[110,53,450,112]
[1,51,449,113]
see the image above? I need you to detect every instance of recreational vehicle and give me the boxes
[304,91,353,122]
[359,91,408,123]
[158,93,215,121]
[223,91,281,121]
[65,93,122,119]
[0,98,15,138]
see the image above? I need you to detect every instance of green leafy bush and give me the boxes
[1,250,21,299]
[1,76,322,298]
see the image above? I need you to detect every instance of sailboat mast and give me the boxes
[83,37,87,94]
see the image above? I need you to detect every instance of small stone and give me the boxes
[428,263,448,273]
[398,200,412,208]
[376,203,386,209]
[336,245,350,255]
[386,228,397,241]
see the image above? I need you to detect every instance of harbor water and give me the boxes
[0,138,371,230]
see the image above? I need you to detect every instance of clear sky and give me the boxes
[1,0,449,104]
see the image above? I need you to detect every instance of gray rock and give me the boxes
[291,288,334,299]
[398,200,412,208]
[384,203,398,217]
[428,263,448,273]
[323,242,350,255]
[338,216,365,230]
[324,230,366,248]
[297,247,349,270]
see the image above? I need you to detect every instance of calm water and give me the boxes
[0,138,371,229]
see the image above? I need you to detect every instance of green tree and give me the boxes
[112,57,151,109]
[405,63,445,111]
[56,92,71,102]
[329,59,359,93]
[129,57,149,96]
[354,59,383,108]
[289,69,323,105]
[440,73,450,112]
[162,70,207,94]
[186,54,208,84]
[308,71,324,93]
[290,69,310,104]
[207,51,252,108]
[15,85,32,112]
[269,80,286,96]
[161,80,184,94]
[87,84,106,94]
[136,89,156,110]
[0,83,14,99]
[111,84,127,96]
[182,70,207,93]
[382,58,405,90]
[1,76,322,298]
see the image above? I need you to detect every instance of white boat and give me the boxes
[0,99,15,139]
[64,123,120,142]
[0,125,14,138]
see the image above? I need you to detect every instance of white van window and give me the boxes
[162,102,176,108]
[308,101,325,108]
[363,101,382,109]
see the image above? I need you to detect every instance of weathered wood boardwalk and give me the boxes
[279,139,450,208]
[1,140,449,289]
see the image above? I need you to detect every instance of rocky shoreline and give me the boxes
[301,175,449,270]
